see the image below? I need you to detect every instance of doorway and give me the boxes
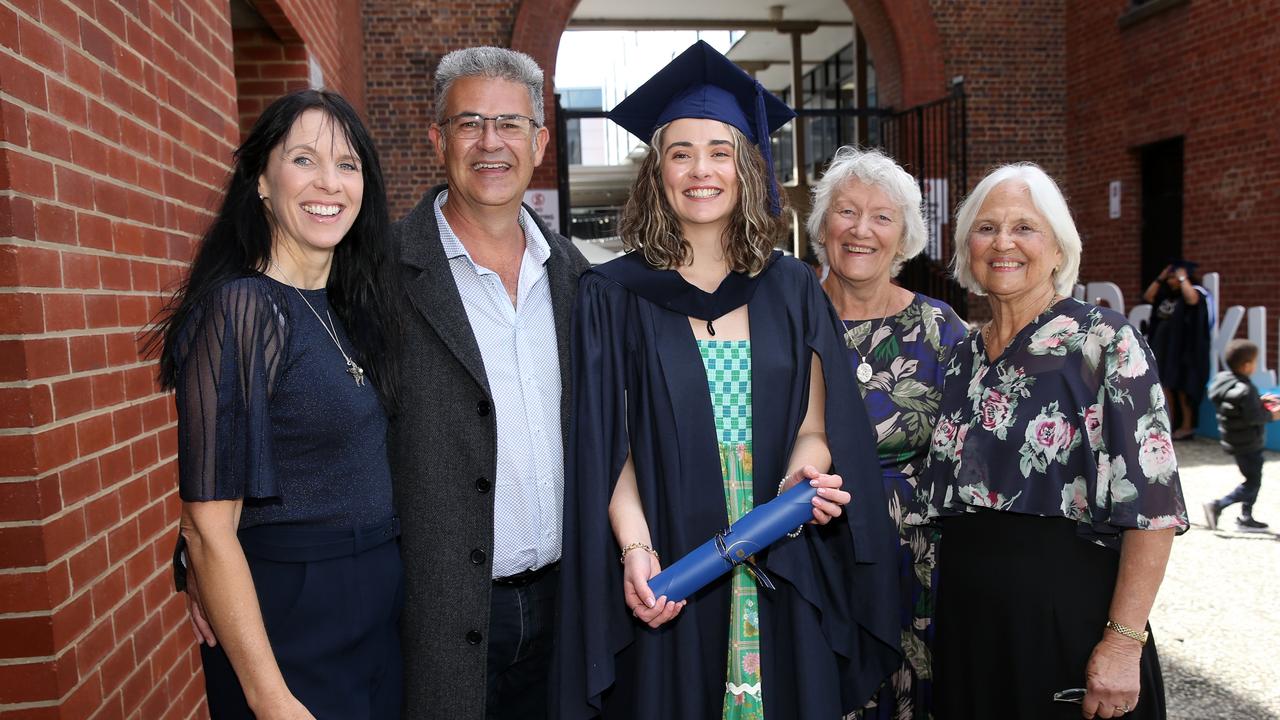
[1139,137,1184,284]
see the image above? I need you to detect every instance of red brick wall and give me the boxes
[232,28,309,139]
[844,0,947,108]
[0,0,238,714]
[1066,0,1280,330]
[930,0,1068,182]
[362,0,521,215]
[0,0,365,717]
[254,0,367,110]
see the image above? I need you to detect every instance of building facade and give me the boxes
[1,0,1275,716]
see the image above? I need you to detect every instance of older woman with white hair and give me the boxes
[809,146,967,720]
[924,163,1188,720]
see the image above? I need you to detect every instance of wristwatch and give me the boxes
[1106,619,1149,645]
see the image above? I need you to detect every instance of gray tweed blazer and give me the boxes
[389,184,589,719]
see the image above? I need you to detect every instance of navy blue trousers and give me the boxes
[200,520,403,719]
[486,566,558,720]
[1217,450,1265,516]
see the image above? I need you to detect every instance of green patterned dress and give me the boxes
[697,339,765,720]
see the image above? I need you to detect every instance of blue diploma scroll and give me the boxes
[646,482,818,603]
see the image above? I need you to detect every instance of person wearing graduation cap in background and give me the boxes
[552,40,901,720]
[1141,259,1212,440]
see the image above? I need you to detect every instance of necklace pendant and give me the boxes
[856,361,873,384]
[346,359,366,387]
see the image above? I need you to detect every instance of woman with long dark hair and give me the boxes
[152,89,403,719]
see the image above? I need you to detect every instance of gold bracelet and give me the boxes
[1105,619,1149,646]
[619,541,658,564]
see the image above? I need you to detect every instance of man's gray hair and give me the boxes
[434,46,545,125]
[950,162,1081,296]
[806,146,926,278]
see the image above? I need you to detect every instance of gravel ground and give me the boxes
[1152,437,1280,720]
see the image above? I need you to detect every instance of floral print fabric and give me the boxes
[697,340,764,720]
[841,294,967,720]
[926,298,1190,547]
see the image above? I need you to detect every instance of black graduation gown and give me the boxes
[552,252,901,720]
[1146,285,1211,408]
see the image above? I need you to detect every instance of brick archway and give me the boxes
[842,0,946,107]
[509,0,946,186]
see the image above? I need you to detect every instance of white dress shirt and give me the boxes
[435,191,565,578]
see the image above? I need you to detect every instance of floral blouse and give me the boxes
[844,294,968,526]
[925,298,1190,548]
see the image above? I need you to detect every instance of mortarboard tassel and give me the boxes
[754,84,783,217]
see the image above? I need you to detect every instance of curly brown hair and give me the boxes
[619,122,787,276]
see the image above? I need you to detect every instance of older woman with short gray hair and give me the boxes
[925,163,1188,720]
[809,146,967,720]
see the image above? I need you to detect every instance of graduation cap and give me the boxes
[609,40,796,215]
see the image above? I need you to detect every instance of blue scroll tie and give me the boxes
[713,526,777,591]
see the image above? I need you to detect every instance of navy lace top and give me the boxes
[172,274,393,529]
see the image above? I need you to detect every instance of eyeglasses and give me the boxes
[1052,688,1086,704]
[440,113,540,140]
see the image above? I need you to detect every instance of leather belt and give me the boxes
[492,561,559,587]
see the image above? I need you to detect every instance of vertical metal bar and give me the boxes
[855,24,869,146]
[790,31,808,184]
[555,93,570,238]
[958,83,968,200]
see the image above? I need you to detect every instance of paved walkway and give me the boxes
[1153,437,1280,719]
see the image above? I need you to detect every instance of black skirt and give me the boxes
[934,510,1166,720]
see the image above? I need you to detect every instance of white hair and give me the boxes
[806,146,926,278]
[950,162,1081,296]
[434,46,545,125]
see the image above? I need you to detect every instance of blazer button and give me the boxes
[470,548,486,565]
[466,630,483,645]
[476,399,491,416]
[476,476,491,493]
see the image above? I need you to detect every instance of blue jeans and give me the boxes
[1217,450,1265,517]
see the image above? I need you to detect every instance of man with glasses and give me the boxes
[390,46,590,720]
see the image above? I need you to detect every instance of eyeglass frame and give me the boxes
[437,113,543,140]
[1052,687,1086,704]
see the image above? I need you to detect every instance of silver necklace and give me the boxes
[851,294,893,384]
[269,260,366,387]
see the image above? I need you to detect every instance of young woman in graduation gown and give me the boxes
[553,41,901,720]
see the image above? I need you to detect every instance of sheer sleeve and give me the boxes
[1090,322,1190,533]
[173,277,288,502]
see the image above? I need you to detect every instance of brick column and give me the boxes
[0,0,239,715]
[0,1,366,717]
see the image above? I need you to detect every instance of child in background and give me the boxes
[1203,339,1280,532]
